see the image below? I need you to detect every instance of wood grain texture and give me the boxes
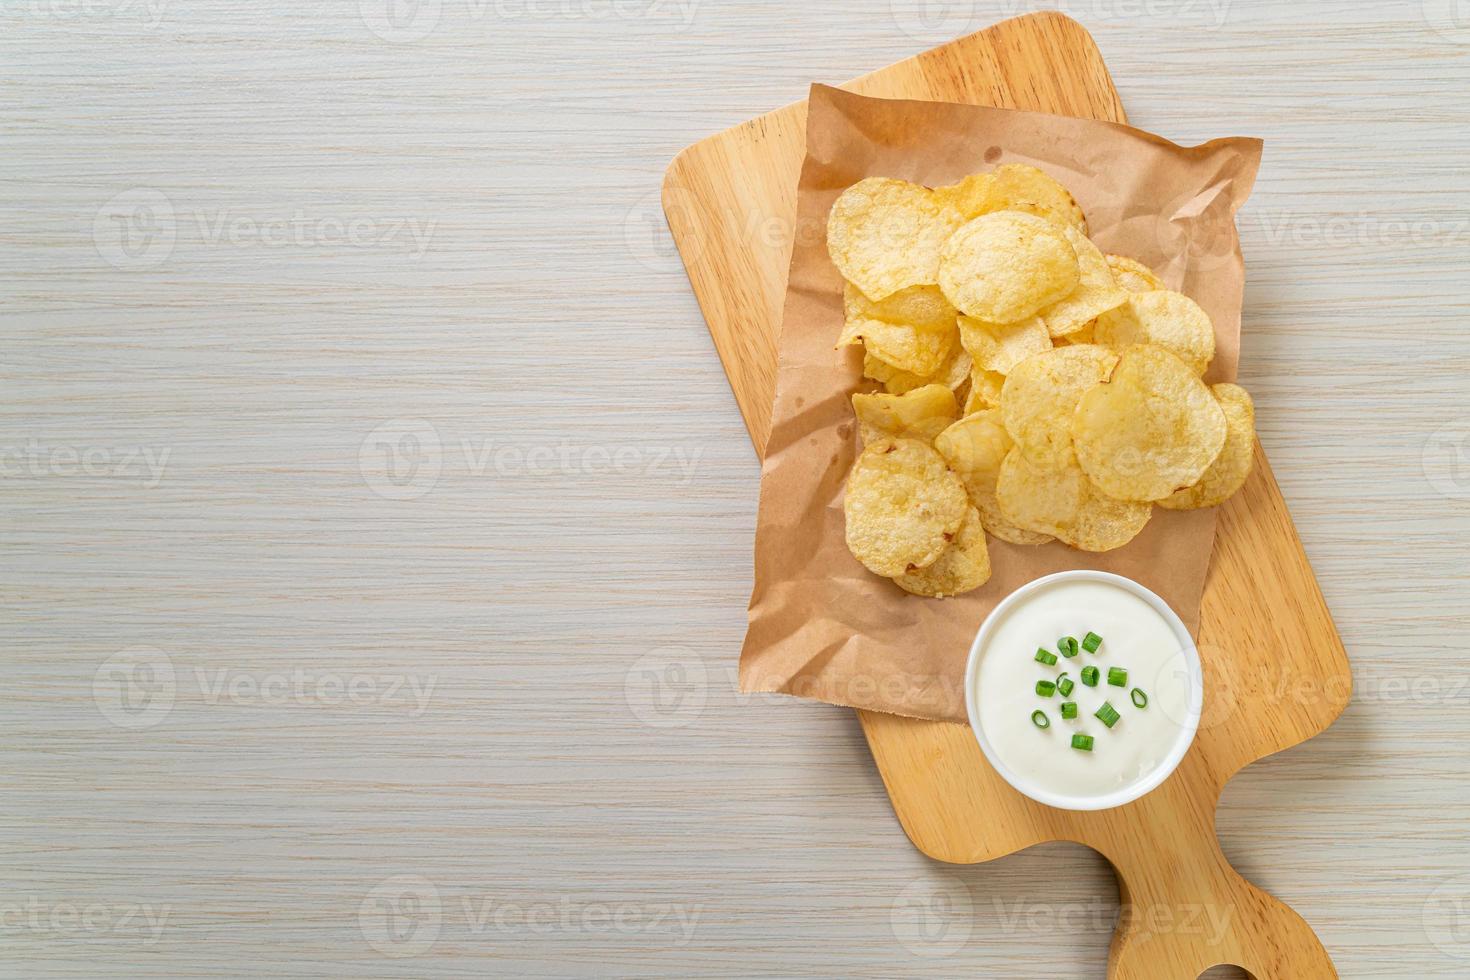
[3,2,1470,977]
[668,13,1348,977]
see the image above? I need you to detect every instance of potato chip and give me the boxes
[1072,345,1228,502]
[958,314,1051,375]
[865,344,969,395]
[995,446,1083,538]
[962,368,1006,415]
[1105,254,1165,293]
[977,501,1054,546]
[1159,383,1255,510]
[993,164,1088,231]
[935,411,1052,545]
[937,211,1079,324]
[827,178,964,301]
[942,163,1087,232]
[1066,479,1154,552]
[935,411,1008,484]
[1094,290,1216,375]
[1055,322,1095,345]
[840,282,957,375]
[839,314,955,377]
[933,346,973,392]
[999,344,1119,471]
[852,384,958,445]
[842,281,955,330]
[933,172,996,220]
[844,438,969,577]
[1038,226,1128,338]
[863,353,934,394]
[995,448,1151,551]
[863,352,919,393]
[892,505,992,597]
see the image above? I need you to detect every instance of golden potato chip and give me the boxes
[1105,254,1165,293]
[958,314,1051,375]
[951,376,972,409]
[1056,321,1095,345]
[1066,480,1154,552]
[844,438,969,577]
[995,446,1083,538]
[977,501,1054,546]
[995,448,1150,551]
[934,411,1052,545]
[865,359,931,395]
[839,315,954,377]
[999,344,1119,471]
[892,505,991,597]
[1038,226,1128,338]
[1159,383,1255,510]
[840,281,957,375]
[827,178,964,301]
[933,346,973,392]
[937,211,1079,323]
[865,344,969,395]
[864,352,914,392]
[842,281,955,330]
[933,171,996,220]
[947,163,1087,232]
[962,368,1006,415]
[992,164,1087,231]
[1072,345,1228,502]
[852,384,958,445]
[935,411,1008,484]
[1094,290,1215,375]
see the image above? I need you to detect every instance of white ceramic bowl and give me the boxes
[963,570,1203,811]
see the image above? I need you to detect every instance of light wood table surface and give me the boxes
[4,2,1469,976]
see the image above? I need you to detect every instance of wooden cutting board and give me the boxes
[663,13,1349,978]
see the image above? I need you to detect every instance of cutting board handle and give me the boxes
[1089,774,1337,980]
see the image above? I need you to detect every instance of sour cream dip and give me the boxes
[964,570,1202,811]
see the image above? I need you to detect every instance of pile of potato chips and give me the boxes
[830,164,1256,598]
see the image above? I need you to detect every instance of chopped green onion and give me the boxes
[1081,666,1100,687]
[1060,701,1078,719]
[1034,648,1058,666]
[1107,667,1128,687]
[1058,636,1079,658]
[1057,675,1075,697]
[1035,679,1056,697]
[1082,631,1103,653]
[1071,734,1094,752]
[1031,710,1050,729]
[1095,701,1121,729]
[1131,688,1149,709]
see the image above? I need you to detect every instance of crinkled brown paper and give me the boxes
[740,84,1262,723]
